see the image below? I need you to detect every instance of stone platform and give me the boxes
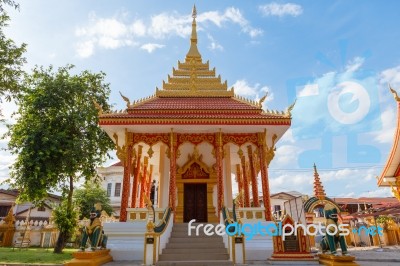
[318,254,359,266]
[65,249,113,266]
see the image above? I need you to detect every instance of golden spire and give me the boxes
[155,5,234,97]
[313,163,326,200]
[186,4,201,60]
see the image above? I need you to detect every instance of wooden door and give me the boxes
[184,183,207,223]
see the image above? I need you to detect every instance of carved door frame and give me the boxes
[175,149,218,223]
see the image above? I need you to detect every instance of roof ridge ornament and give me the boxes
[119,91,131,108]
[284,99,296,118]
[389,84,400,102]
[258,92,268,107]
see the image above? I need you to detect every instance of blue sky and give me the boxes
[2,0,400,198]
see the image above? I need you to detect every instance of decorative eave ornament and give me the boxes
[389,84,400,102]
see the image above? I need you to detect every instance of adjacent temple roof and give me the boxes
[99,6,293,126]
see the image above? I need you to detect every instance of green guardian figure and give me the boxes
[320,205,348,255]
[80,203,108,251]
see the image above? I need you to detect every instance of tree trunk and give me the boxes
[54,176,74,254]
[54,230,70,253]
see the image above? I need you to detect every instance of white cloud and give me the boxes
[297,83,319,97]
[259,3,303,17]
[76,40,95,58]
[75,8,262,57]
[371,106,396,144]
[233,80,258,96]
[268,166,385,197]
[220,7,263,37]
[370,65,400,144]
[232,79,273,99]
[148,12,192,39]
[140,43,165,53]
[274,145,303,166]
[279,129,296,144]
[359,187,392,197]
[345,57,365,73]
[131,20,146,37]
[207,34,223,51]
[380,65,400,87]
[75,13,139,58]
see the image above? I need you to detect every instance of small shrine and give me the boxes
[270,214,316,263]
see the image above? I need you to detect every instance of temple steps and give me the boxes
[166,242,225,249]
[163,248,227,254]
[157,223,233,266]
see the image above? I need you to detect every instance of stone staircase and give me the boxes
[157,223,233,266]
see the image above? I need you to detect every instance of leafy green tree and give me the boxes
[0,0,26,104]
[6,65,114,253]
[0,0,19,11]
[74,182,113,220]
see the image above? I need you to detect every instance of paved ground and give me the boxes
[103,246,400,266]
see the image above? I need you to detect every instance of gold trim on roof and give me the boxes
[99,117,291,125]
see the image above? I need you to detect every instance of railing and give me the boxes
[143,207,174,265]
[237,207,265,220]
[154,208,172,234]
[126,208,166,222]
[221,206,245,264]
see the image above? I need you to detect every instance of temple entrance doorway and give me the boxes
[183,183,207,223]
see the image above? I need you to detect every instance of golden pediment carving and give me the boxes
[177,146,213,175]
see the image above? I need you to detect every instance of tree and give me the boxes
[0,1,19,11]
[6,65,114,253]
[0,0,26,104]
[74,182,113,220]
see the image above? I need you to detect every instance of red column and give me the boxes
[215,131,224,217]
[139,156,149,208]
[241,155,250,207]
[120,136,132,222]
[258,132,272,221]
[169,131,177,211]
[131,145,142,208]
[247,145,259,207]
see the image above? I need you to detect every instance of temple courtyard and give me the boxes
[100,246,400,266]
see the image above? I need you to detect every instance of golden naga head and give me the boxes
[234,190,244,206]
[144,194,153,208]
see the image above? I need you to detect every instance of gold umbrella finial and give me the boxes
[192,4,197,18]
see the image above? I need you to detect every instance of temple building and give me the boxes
[378,86,400,201]
[98,6,292,225]
[97,6,296,264]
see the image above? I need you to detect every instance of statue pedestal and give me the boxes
[65,249,113,266]
[318,254,359,266]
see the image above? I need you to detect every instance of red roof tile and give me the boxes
[131,97,260,110]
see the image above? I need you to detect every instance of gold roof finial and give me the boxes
[186,4,201,60]
[192,4,197,18]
